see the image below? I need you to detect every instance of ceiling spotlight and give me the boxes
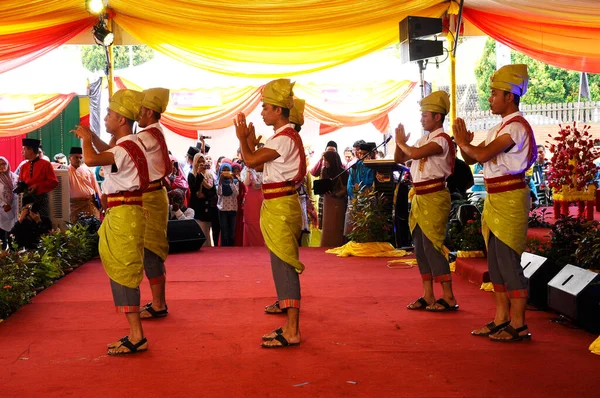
[86,0,105,15]
[93,19,114,47]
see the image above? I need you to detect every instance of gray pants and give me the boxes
[487,232,528,298]
[143,248,165,285]
[110,279,140,313]
[270,251,301,309]
[413,224,451,282]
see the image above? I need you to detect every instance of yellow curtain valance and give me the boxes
[115,76,415,134]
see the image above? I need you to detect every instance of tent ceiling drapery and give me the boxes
[114,76,416,136]
[3,1,600,78]
[0,93,76,137]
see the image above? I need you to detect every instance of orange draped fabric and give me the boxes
[463,7,600,73]
[0,94,76,137]
[0,18,96,74]
[114,77,415,138]
[319,115,390,136]
[306,82,416,133]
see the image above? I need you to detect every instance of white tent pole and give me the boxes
[576,71,582,122]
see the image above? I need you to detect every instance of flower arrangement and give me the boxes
[447,214,485,251]
[546,123,599,201]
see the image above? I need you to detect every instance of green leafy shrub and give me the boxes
[0,221,99,320]
[347,187,392,243]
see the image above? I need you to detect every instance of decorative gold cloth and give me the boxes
[260,194,305,273]
[409,188,451,254]
[98,205,146,288]
[142,188,169,261]
[481,188,529,255]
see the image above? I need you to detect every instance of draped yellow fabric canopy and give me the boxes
[115,76,415,132]
[3,1,600,79]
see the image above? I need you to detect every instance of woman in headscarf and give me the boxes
[94,166,105,189]
[0,157,19,249]
[232,162,246,246]
[168,154,189,202]
[187,153,216,246]
[320,150,349,247]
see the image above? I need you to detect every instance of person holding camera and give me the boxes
[17,138,59,218]
[216,162,239,246]
[11,196,52,250]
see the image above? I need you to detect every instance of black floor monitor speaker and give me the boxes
[167,219,206,253]
[548,264,600,333]
[521,252,561,309]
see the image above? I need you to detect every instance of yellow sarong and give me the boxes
[99,205,146,288]
[142,188,169,260]
[260,193,305,273]
[482,188,529,255]
[409,189,451,253]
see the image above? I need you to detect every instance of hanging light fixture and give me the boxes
[93,18,114,47]
[86,0,106,15]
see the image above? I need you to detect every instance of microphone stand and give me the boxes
[315,137,393,195]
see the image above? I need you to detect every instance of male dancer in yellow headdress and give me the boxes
[394,91,458,312]
[454,64,536,342]
[136,88,172,319]
[234,79,306,348]
[72,89,150,355]
[262,96,309,314]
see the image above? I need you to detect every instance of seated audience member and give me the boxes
[343,147,354,165]
[168,189,195,220]
[38,145,50,161]
[11,196,52,250]
[52,153,68,169]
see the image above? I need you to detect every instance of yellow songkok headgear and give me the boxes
[109,89,143,121]
[420,90,450,115]
[262,78,295,109]
[142,88,170,114]
[490,64,529,97]
[289,98,305,126]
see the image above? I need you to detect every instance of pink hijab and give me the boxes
[169,155,189,191]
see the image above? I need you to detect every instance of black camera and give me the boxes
[13,181,28,194]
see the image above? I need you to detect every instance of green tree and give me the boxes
[474,38,600,110]
[80,45,155,73]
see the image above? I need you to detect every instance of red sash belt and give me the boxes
[262,181,296,200]
[142,180,163,194]
[106,191,144,208]
[484,173,526,194]
[413,178,445,195]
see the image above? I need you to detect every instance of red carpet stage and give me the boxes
[0,247,598,396]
